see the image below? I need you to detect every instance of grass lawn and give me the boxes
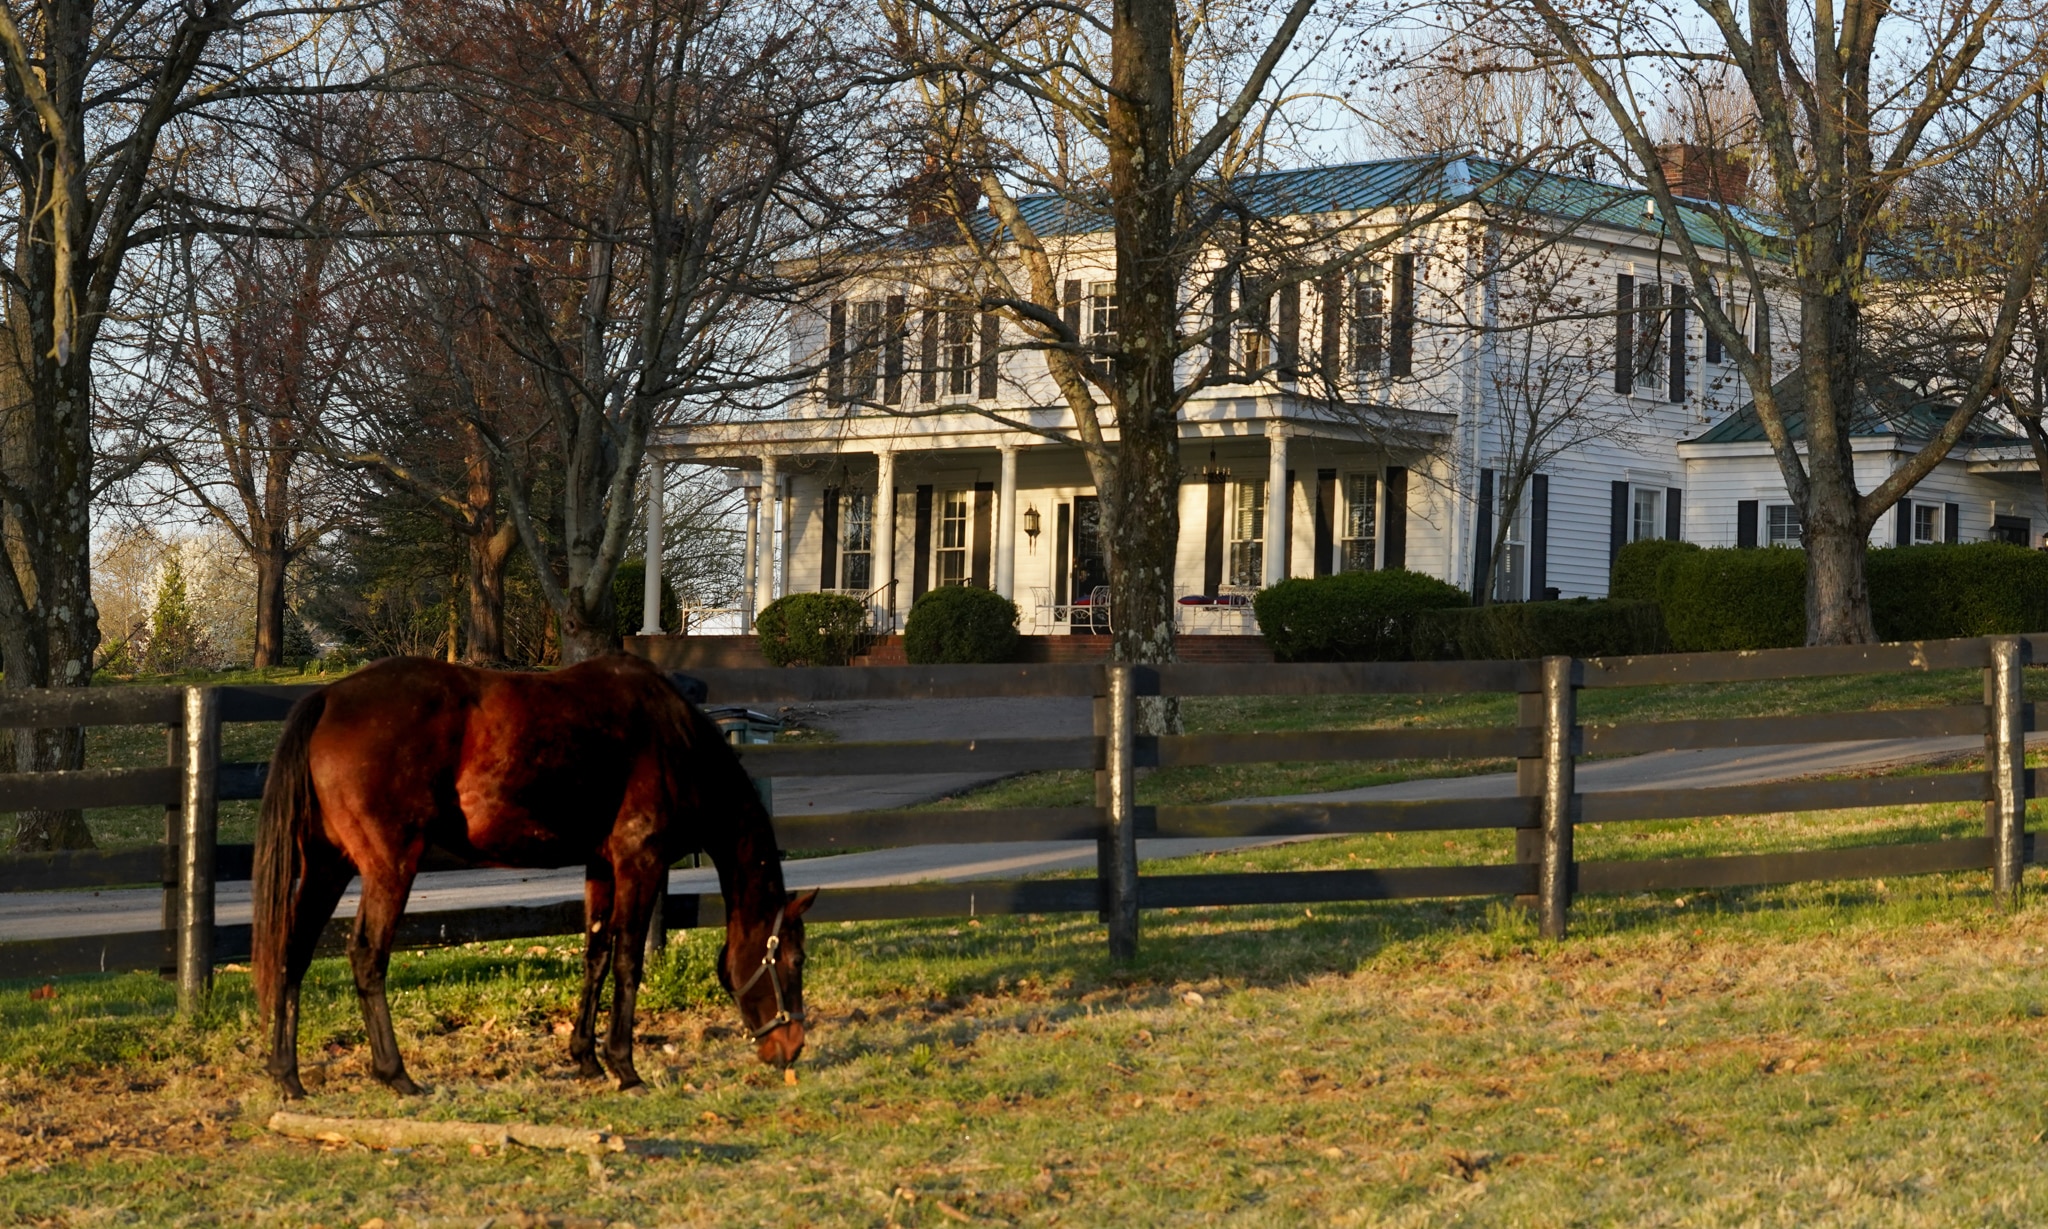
[7,827,2048,1225]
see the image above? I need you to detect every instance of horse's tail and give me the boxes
[253,689,327,1027]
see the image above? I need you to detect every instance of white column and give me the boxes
[741,483,759,626]
[756,454,779,614]
[873,449,896,629]
[1263,421,1289,587]
[640,455,666,635]
[995,444,1019,599]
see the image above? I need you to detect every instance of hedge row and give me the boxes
[1253,570,1666,662]
[1654,541,2048,651]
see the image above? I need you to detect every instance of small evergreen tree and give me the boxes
[144,554,204,674]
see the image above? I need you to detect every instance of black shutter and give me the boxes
[1281,468,1296,577]
[1277,282,1300,380]
[1530,474,1549,598]
[978,313,1000,399]
[912,486,934,599]
[918,310,938,402]
[1614,274,1634,394]
[828,300,847,402]
[1314,468,1336,576]
[1755,294,1769,352]
[971,482,994,588]
[1388,255,1415,377]
[1666,487,1682,540]
[1895,500,1912,546]
[1472,468,1495,596]
[1705,288,1723,364]
[1063,279,1082,347]
[821,488,839,590]
[1668,288,1687,402]
[1736,500,1759,548]
[883,296,906,405]
[1208,279,1233,383]
[1610,480,1629,565]
[1946,502,1961,544]
[1054,503,1072,607]
[1318,276,1341,387]
[1383,467,1408,570]
[1203,475,1226,594]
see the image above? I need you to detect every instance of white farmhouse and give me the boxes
[642,151,2047,649]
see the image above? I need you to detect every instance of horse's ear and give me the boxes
[787,888,820,917]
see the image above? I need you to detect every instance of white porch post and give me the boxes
[995,444,1019,598]
[873,449,896,630]
[756,454,779,615]
[640,455,666,635]
[741,482,759,627]
[1263,421,1289,587]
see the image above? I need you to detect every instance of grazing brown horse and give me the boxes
[253,654,814,1097]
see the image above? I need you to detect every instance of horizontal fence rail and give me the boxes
[0,634,2041,996]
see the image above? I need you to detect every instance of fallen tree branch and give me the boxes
[267,1111,626,1156]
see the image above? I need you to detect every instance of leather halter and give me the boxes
[733,908,801,1041]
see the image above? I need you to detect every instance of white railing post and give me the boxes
[176,687,220,1016]
[1988,636,2029,905]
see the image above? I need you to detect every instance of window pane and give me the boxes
[1230,480,1266,586]
[937,490,968,585]
[1632,488,1662,542]
[1767,504,1802,546]
[1913,504,1937,544]
[1342,473,1377,572]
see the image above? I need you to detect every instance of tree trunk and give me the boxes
[1795,275,1877,645]
[250,531,290,668]
[1803,508,1877,644]
[464,523,517,664]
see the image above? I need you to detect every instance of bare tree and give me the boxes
[1504,0,2048,642]
[0,0,380,849]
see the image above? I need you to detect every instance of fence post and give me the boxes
[1988,636,2029,905]
[1099,663,1138,961]
[1538,656,1580,940]
[176,687,221,1016]
[160,718,185,978]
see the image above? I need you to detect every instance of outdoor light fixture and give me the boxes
[1024,505,1041,550]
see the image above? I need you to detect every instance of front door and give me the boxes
[1072,495,1108,630]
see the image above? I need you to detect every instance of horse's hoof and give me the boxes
[575,1059,606,1081]
[276,1075,307,1101]
[382,1073,425,1097]
[616,1078,648,1096]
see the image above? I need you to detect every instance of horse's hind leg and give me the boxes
[348,867,423,1095]
[569,869,616,1080]
[602,858,665,1091]
[266,843,353,1099]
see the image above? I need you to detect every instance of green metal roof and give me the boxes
[1690,374,2024,447]
[947,154,1775,253]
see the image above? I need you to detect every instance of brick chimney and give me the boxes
[1655,143,1751,206]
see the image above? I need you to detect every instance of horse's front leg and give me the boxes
[570,868,616,1080]
[602,858,665,1092]
[348,865,423,1096]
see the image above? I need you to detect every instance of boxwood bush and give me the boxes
[1253,569,1468,662]
[903,584,1020,664]
[1868,542,2048,639]
[1610,538,1701,603]
[1413,598,1669,661]
[1656,546,1807,651]
[754,592,870,667]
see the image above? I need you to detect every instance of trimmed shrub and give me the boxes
[1253,569,1468,662]
[903,584,1020,664]
[1413,598,1669,661]
[611,557,680,639]
[1868,542,2048,639]
[1656,547,1807,651]
[754,592,869,667]
[1610,538,1701,603]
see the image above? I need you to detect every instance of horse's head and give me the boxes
[718,888,818,1067]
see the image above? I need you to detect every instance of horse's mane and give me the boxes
[655,675,786,898]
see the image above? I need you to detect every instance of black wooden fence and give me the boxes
[0,635,2037,1013]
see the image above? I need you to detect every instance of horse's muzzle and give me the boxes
[756,1019,805,1067]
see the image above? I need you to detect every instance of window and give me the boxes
[936,489,969,586]
[1912,503,1939,545]
[841,491,873,591]
[944,310,975,397]
[1993,515,2031,546]
[847,299,884,401]
[1229,479,1266,586]
[1631,487,1663,542]
[1342,473,1378,572]
[1633,283,1665,396]
[1351,273,1385,381]
[1767,504,1802,547]
[1236,274,1269,379]
[1088,280,1118,376]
